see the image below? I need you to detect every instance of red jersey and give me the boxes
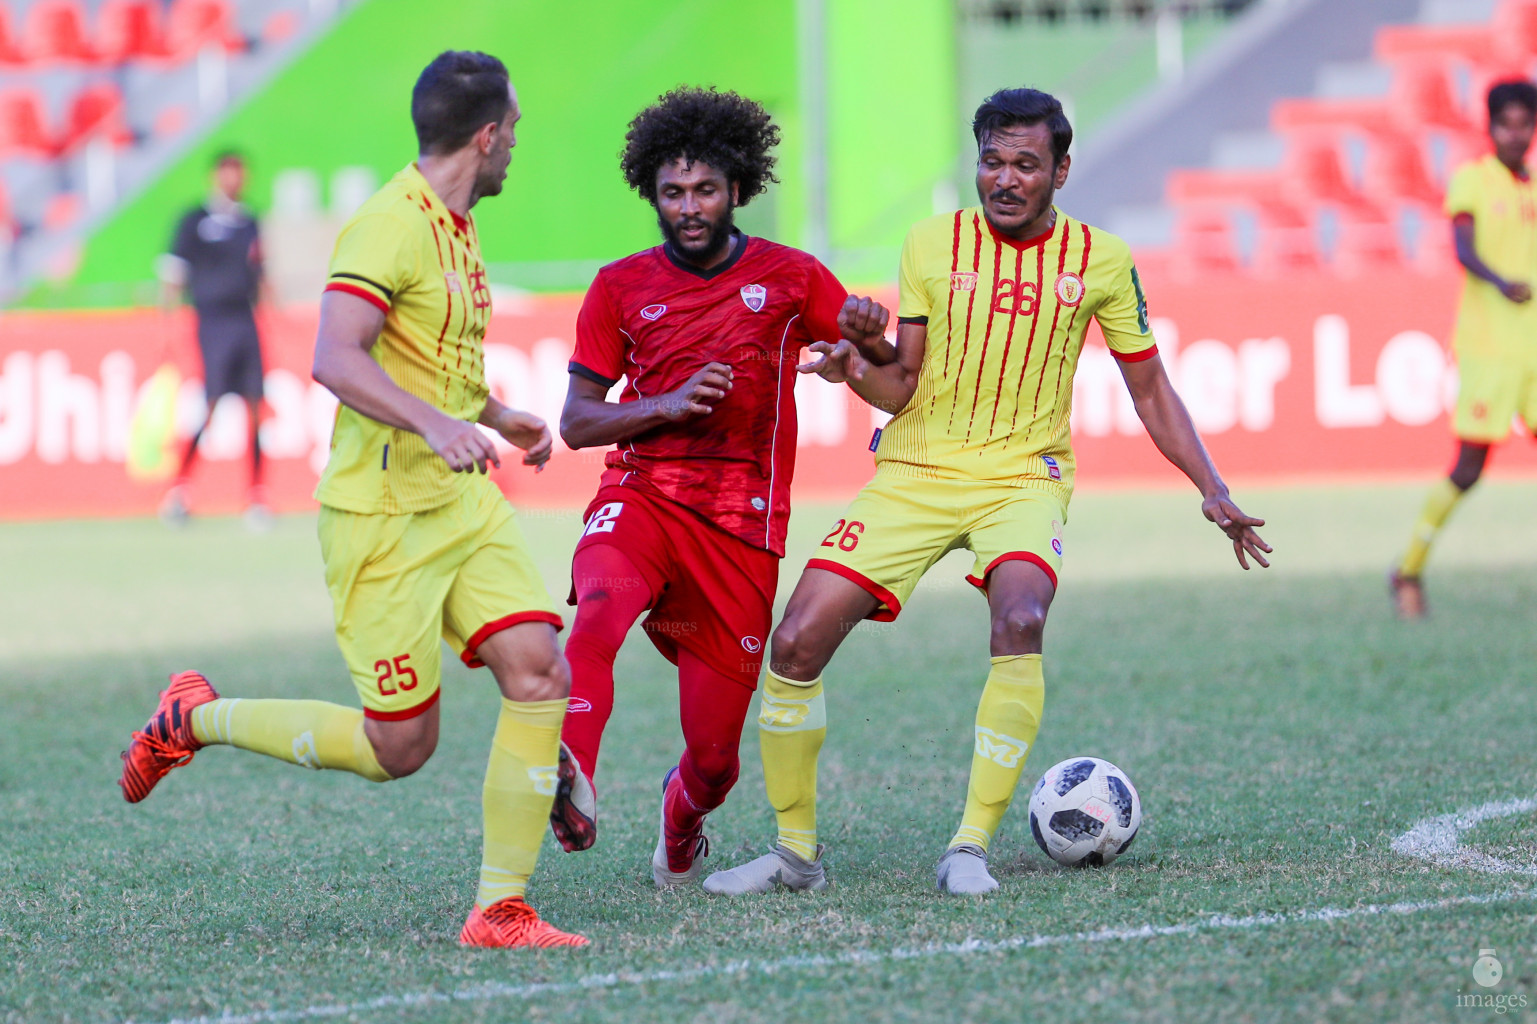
[571,233,847,556]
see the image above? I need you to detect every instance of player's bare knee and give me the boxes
[990,605,1046,654]
[770,616,826,679]
[370,734,434,778]
[497,651,570,703]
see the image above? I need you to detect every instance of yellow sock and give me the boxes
[950,654,1045,852]
[476,697,565,909]
[758,670,826,862]
[1399,478,1465,577]
[190,698,390,782]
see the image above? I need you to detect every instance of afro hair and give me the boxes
[620,87,780,207]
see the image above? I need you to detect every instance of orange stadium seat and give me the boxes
[23,0,99,65]
[96,0,166,63]
[58,83,134,153]
[163,0,246,60]
[0,89,56,158]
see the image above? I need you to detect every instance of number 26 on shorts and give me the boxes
[374,653,419,696]
[820,518,864,552]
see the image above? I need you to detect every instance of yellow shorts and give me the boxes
[806,469,1068,620]
[317,477,563,721]
[1455,354,1537,443]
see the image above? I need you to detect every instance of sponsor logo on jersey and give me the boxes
[740,635,763,653]
[1054,271,1084,307]
[641,303,667,321]
[1042,454,1061,481]
[1052,538,1063,556]
[568,698,593,713]
[444,270,463,294]
[951,271,978,292]
[974,726,1029,768]
[740,284,767,312]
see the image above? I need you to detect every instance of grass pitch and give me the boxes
[4,479,1537,1023]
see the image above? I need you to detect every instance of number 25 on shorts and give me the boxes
[820,519,864,552]
[374,654,419,696]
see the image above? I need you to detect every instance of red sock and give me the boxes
[664,650,754,868]
[559,544,652,782]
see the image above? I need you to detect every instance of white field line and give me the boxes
[144,889,1532,1024]
[1391,796,1537,876]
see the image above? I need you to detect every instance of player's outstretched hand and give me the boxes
[1203,492,1272,570]
[1501,280,1532,304]
[493,408,554,472]
[838,295,890,345]
[425,413,501,474]
[659,362,733,421]
[798,340,868,384]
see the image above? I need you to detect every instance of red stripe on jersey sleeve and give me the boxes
[324,281,390,313]
[1112,343,1160,363]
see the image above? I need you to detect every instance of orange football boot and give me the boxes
[460,898,589,948]
[118,670,219,803]
[1389,569,1427,620]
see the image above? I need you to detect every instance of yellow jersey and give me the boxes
[316,163,495,514]
[1445,154,1537,363]
[878,206,1156,490]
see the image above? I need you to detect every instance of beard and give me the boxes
[660,206,736,264]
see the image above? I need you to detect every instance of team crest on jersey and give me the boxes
[740,284,767,312]
[951,271,978,292]
[444,270,463,294]
[641,303,667,321]
[1054,272,1085,307]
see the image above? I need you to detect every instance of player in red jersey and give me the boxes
[547,87,890,886]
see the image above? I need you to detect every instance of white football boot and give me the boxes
[651,767,709,888]
[936,844,999,895]
[703,844,828,895]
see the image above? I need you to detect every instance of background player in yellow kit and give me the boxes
[117,51,586,948]
[1391,80,1537,619]
[708,87,1271,896]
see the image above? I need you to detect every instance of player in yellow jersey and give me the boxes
[118,51,587,948]
[1391,80,1537,619]
[707,87,1272,896]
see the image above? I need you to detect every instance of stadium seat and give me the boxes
[1361,132,1443,205]
[96,0,166,63]
[1492,0,1537,58]
[163,0,246,60]
[23,0,99,65]
[0,89,56,158]
[1170,207,1242,274]
[0,5,26,66]
[1278,129,1362,206]
[58,83,134,154]
[1374,23,1497,66]
[0,179,14,239]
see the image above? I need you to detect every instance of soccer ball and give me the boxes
[1027,756,1142,867]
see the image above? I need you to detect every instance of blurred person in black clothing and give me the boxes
[157,150,271,529]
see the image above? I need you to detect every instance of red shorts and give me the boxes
[571,484,778,689]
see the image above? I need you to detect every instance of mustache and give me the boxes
[989,189,1026,205]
